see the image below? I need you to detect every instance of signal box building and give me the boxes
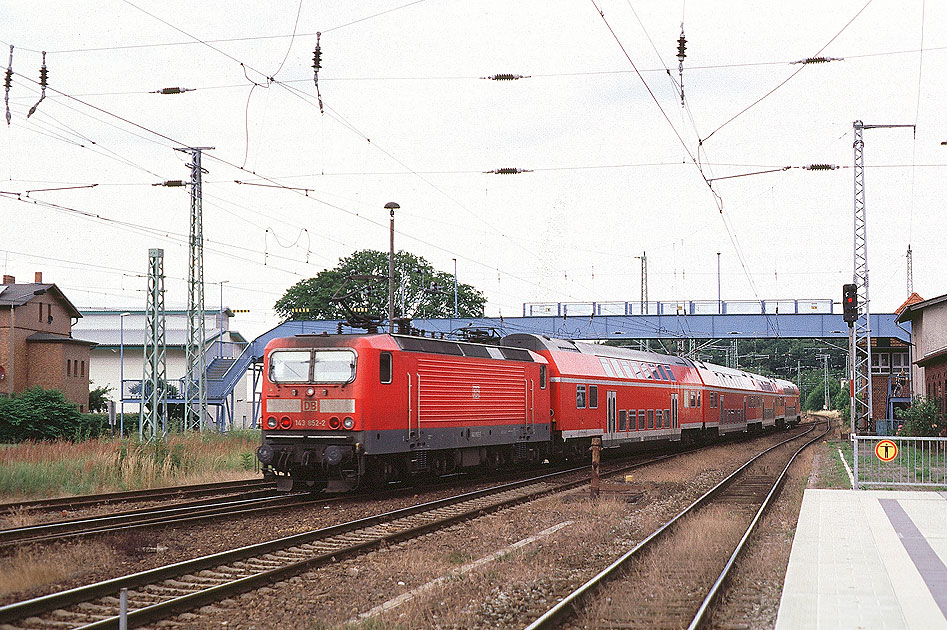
[897,292,947,423]
[0,273,96,411]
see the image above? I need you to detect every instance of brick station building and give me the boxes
[0,273,96,411]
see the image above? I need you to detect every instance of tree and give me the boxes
[274,249,487,322]
[89,384,113,413]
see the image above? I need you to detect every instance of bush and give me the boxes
[0,387,109,442]
[895,397,941,437]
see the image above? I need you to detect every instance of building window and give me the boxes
[81,361,85,377]
[871,353,890,374]
[892,352,909,375]
[39,303,43,323]
[67,359,71,377]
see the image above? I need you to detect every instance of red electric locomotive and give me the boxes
[256,333,550,491]
[256,331,801,492]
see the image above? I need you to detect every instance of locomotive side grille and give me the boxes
[417,356,527,423]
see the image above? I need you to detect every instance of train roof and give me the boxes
[501,333,691,367]
[267,332,545,363]
[502,333,795,393]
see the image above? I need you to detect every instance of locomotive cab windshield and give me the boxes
[268,349,356,384]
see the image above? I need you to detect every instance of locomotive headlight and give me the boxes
[328,416,341,430]
[306,387,315,397]
[265,416,277,430]
[342,417,355,430]
[279,416,293,429]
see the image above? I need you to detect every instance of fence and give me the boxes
[853,435,947,489]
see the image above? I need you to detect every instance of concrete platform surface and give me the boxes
[776,489,947,630]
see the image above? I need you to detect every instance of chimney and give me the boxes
[34,272,43,283]
[2,275,14,285]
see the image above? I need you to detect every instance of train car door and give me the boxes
[719,394,724,426]
[606,390,617,440]
[671,393,679,430]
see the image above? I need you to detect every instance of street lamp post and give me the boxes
[119,312,131,435]
[384,202,399,333]
[218,280,229,358]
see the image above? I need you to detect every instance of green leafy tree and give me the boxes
[275,249,487,321]
[895,397,941,437]
[88,384,113,413]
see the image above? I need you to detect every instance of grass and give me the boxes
[817,440,855,489]
[0,430,261,500]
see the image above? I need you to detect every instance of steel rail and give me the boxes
[0,451,691,629]
[0,478,273,513]
[523,422,823,630]
[0,492,308,547]
[686,423,829,629]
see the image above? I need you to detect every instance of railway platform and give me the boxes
[776,489,947,629]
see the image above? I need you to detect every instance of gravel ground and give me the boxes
[2,426,834,629]
[148,430,811,630]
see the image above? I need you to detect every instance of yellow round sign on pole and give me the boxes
[875,439,899,462]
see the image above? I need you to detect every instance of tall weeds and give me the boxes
[0,431,261,499]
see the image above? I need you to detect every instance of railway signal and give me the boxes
[842,283,858,324]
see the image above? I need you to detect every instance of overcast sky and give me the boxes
[1,0,944,340]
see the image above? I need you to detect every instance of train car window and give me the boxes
[588,385,599,409]
[458,343,491,358]
[638,410,645,430]
[268,350,312,383]
[576,385,587,409]
[500,347,534,362]
[696,392,701,407]
[655,410,663,427]
[648,409,655,429]
[664,409,671,428]
[379,352,392,384]
[540,365,547,389]
[600,357,616,377]
[665,366,676,381]
[657,365,669,380]
[689,391,696,407]
[619,410,627,431]
[398,336,463,356]
[312,350,357,383]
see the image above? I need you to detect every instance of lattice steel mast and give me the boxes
[141,248,167,441]
[850,121,913,434]
[906,244,913,296]
[635,252,648,314]
[179,146,214,431]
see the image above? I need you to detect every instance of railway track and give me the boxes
[0,479,273,514]
[0,448,698,630]
[0,491,311,549]
[524,421,827,630]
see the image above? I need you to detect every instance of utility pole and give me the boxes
[178,146,213,432]
[453,258,458,318]
[635,252,648,314]
[717,252,722,314]
[851,121,913,434]
[141,248,167,442]
[906,244,913,296]
[817,354,831,410]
